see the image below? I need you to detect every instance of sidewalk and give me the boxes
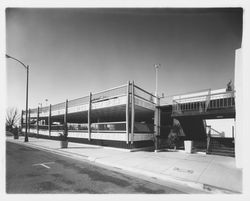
[6,136,242,193]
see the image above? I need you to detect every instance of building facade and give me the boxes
[21,81,157,149]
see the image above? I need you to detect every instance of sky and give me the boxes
[6,8,242,111]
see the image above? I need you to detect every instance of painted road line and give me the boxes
[32,162,55,169]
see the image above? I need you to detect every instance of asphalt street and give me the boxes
[6,141,185,194]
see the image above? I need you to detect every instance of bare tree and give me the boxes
[6,107,20,132]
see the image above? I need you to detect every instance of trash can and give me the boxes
[59,133,68,148]
[184,140,193,153]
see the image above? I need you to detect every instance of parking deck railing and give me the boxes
[68,96,89,108]
[51,102,65,111]
[172,90,235,115]
[133,84,156,104]
[92,84,127,103]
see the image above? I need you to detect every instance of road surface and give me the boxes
[6,141,185,194]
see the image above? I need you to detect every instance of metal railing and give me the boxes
[51,102,65,111]
[39,106,49,113]
[68,96,89,108]
[173,90,235,114]
[92,84,127,103]
[206,126,225,138]
[134,84,156,104]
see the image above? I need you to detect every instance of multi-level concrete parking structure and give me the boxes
[21,81,157,149]
[20,81,236,155]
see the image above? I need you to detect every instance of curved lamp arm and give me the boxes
[6,54,28,69]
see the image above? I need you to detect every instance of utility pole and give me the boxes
[6,54,29,142]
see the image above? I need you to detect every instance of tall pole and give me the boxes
[131,81,135,145]
[126,81,130,145]
[154,64,161,151]
[24,65,29,142]
[154,64,160,97]
[6,54,29,143]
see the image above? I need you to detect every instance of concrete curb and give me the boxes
[6,139,239,194]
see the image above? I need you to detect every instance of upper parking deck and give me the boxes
[24,82,157,119]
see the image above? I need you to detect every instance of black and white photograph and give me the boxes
[2,0,250,198]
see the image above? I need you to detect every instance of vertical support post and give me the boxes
[28,108,31,133]
[37,107,39,134]
[126,81,130,144]
[64,100,68,137]
[88,93,92,141]
[131,81,135,144]
[154,96,160,151]
[24,65,29,142]
[48,104,51,137]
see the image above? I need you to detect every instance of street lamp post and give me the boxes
[154,64,161,151]
[154,64,161,97]
[6,54,29,142]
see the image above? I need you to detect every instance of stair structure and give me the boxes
[207,137,235,157]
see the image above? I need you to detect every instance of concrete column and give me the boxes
[37,107,39,134]
[88,93,92,141]
[48,104,51,137]
[131,81,135,144]
[126,81,130,144]
[234,48,243,168]
[64,100,68,137]
[154,97,160,151]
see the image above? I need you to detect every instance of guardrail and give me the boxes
[68,96,89,108]
[206,126,225,138]
[172,90,235,114]
[51,102,65,111]
[92,84,127,103]
[134,84,156,104]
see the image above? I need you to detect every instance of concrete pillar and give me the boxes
[64,100,68,137]
[234,48,243,168]
[131,81,135,144]
[37,107,39,134]
[126,81,130,144]
[48,104,51,137]
[88,93,92,141]
[154,97,160,150]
